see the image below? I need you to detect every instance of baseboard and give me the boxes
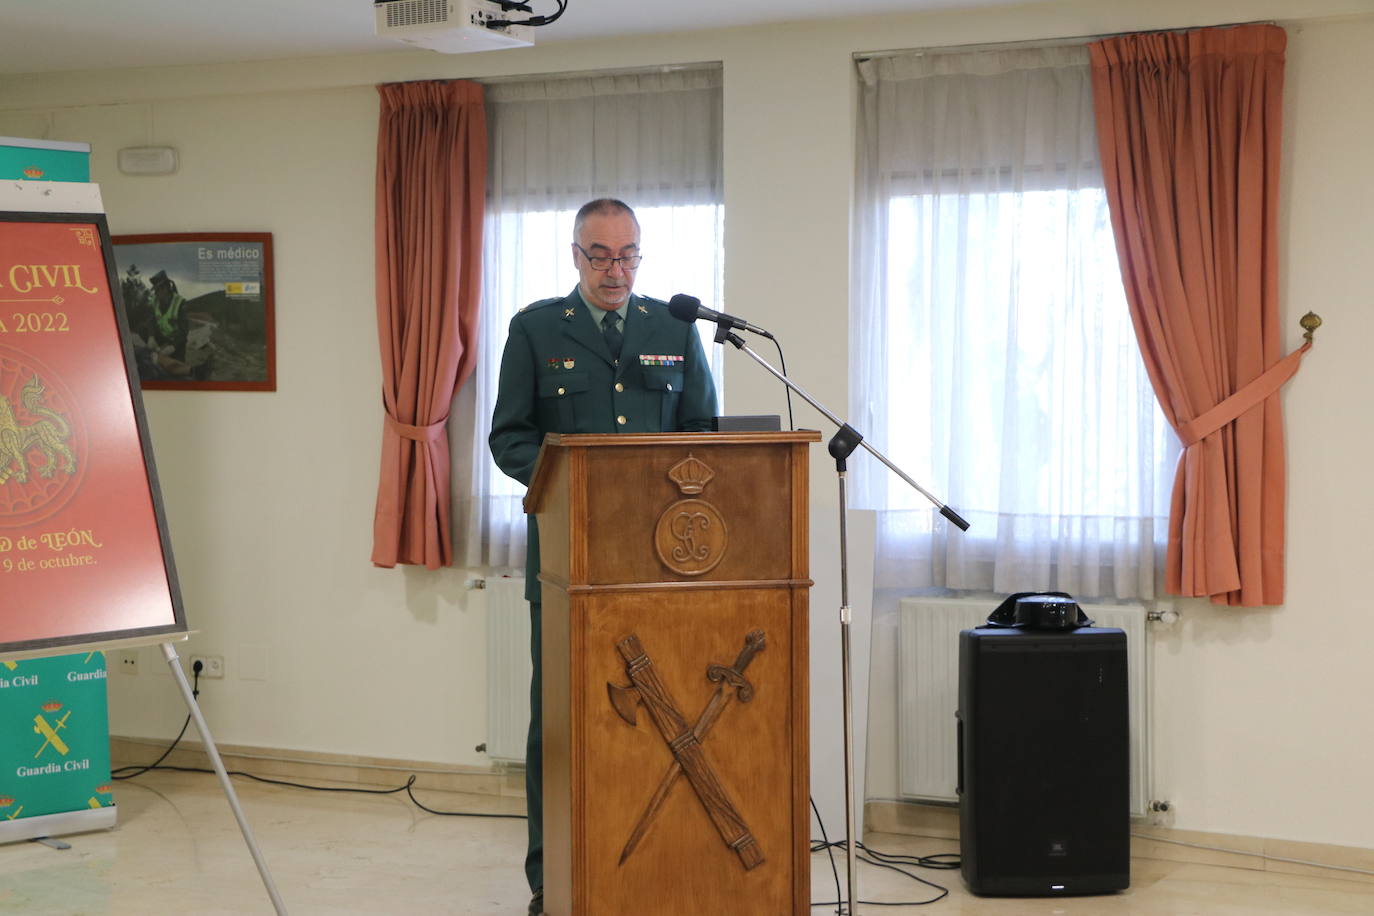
[864,799,1374,884]
[110,736,527,803]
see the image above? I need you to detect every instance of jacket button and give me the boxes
[557,387,566,396]
[615,382,624,393]
[666,383,673,391]
[617,415,627,425]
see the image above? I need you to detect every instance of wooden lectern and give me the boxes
[524,431,820,916]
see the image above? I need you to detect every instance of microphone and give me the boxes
[667,294,774,339]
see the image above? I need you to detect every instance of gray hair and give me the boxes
[573,198,638,237]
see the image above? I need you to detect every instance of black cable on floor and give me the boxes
[808,804,959,910]
[111,715,192,780]
[112,665,201,781]
[115,763,524,818]
[109,665,524,819]
[810,795,844,914]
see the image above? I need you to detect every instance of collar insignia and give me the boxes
[563,308,576,318]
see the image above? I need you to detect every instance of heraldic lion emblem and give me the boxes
[0,375,77,485]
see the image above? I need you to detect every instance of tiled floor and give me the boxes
[1,769,1371,914]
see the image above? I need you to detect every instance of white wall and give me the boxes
[1147,13,1374,847]
[2,0,1371,849]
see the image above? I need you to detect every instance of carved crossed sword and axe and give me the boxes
[607,628,767,870]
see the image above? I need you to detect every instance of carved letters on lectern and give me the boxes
[607,630,767,871]
[654,454,727,576]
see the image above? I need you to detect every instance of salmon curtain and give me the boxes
[1090,25,1308,606]
[372,80,487,568]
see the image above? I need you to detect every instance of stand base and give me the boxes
[0,805,116,845]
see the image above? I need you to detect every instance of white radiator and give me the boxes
[484,576,531,763]
[897,597,1149,816]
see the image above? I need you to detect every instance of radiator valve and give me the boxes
[1147,605,1180,626]
[1148,798,1175,825]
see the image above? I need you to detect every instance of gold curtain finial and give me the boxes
[1300,311,1322,343]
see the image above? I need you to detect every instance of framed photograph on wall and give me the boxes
[110,232,276,391]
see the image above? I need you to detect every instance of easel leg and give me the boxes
[161,641,288,915]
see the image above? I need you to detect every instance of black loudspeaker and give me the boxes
[957,626,1130,896]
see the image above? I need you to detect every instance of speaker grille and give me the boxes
[976,641,1128,877]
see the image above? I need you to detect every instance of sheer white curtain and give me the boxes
[454,67,725,570]
[851,46,1179,601]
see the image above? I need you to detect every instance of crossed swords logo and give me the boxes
[607,628,766,870]
[34,708,73,758]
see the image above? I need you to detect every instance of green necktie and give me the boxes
[602,312,623,360]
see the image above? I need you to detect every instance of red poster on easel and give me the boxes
[0,186,283,912]
[1,189,186,656]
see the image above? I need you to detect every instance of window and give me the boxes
[852,46,1179,600]
[455,68,724,570]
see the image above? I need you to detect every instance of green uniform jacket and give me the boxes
[489,288,719,600]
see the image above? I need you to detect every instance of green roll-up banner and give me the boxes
[0,653,115,839]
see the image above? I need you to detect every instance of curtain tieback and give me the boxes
[385,412,448,442]
[1177,341,1311,448]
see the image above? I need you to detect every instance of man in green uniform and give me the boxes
[489,198,718,916]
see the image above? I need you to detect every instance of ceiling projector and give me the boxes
[374,0,534,53]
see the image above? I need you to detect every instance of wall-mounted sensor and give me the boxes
[117,146,178,176]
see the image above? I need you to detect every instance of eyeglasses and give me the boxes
[575,243,642,271]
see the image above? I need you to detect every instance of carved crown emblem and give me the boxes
[41,701,62,713]
[667,454,714,495]
[22,166,43,179]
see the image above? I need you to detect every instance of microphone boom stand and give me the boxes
[713,322,968,915]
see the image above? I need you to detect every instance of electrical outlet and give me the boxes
[113,650,139,675]
[190,655,224,679]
